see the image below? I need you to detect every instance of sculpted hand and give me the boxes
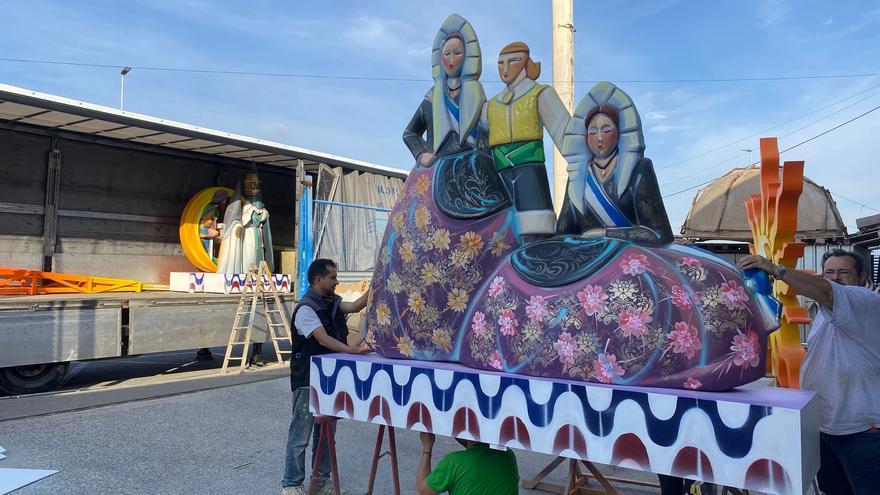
[417,152,436,167]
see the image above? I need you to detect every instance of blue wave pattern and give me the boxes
[315,357,773,459]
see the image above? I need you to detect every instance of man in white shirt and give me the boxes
[739,250,880,494]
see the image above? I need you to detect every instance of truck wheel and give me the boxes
[0,362,69,395]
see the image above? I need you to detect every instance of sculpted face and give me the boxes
[497,51,527,85]
[441,37,465,77]
[586,113,619,158]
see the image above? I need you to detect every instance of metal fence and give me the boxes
[310,200,390,273]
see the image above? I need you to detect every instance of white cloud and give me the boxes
[757,0,792,28]
[645,111,667,120]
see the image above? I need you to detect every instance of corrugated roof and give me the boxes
[0,83,407,178]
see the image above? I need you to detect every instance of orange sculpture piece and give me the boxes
[0,268,144,295]
[744,137,811,388]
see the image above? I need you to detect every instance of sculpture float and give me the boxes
[365,18,779,392]
[311,14,818,495]
[174,165,290,294]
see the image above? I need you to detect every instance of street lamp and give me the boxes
[120,66,132,110]
[740,148,753,167]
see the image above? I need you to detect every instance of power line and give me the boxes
[656,82,880,171]
[1,56,879,84]
[662,103,880,199]
[659,88,880,189]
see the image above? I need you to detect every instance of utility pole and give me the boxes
[551,0,575,214]
[120,66,132,110]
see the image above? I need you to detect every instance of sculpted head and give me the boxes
[497,41,540,85]
[585,105,620,158]
[441,34,465,77]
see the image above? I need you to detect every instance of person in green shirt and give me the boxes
[416,432,519,495]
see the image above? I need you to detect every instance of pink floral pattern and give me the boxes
[684,377,703,390]
[619,306,653,338]
[471,311,487,337]
[488,276,505,297]
[730,331,760,367]
[498,309,518,336]
[620,253,649,276]
[720,280,750,311]
[681,256,702,267]
[593,354,625,383]
[671,285,692,309]
[577,285,607,316]
[553,332,581,366]
[668,322,701,359]
[488,350,503,370]
[525,295,549,323]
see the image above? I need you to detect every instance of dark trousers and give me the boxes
[657,474,715,494]
[817,429,880,495]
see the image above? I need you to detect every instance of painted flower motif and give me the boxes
[498,309,518,336]
[668,321,701,359]
[577,285,607,316]
[523,323,541,342]
[620,253,649,276]
[618,306,653,338]
[420,262,439,285]
[609,280,638,301]
[489,234,510,256]
[447,288,469,313]
[488,276,505,297]
[720,280,750,310]
[432,328,452,352]
[730,331,760,368]
[415,174,430,196]
[391,211,405,230]
[396,335,414,357]
[365,328,377,347]
[681,256,702,267]
[576,332,598,354]
[488,350,504,370]
[388,273,403,294]
[458,231,484,257]
[375,303,392,326]
[471,311,487,336]
[432,229,451,252]
[450,250,471,269]
[593,353,624,384]
[670,285,692,309]
[525,295,549,323]
[700,286,721,308]
[407,292,425,315]
[399,241,416,263]
[684,377,703,390]
[554,332,582,366]
[414,205,431,230]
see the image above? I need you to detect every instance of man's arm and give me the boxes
[738,255,834,308]
[311,325,368,354]
[416,432,440,495]
[340,289,369,314]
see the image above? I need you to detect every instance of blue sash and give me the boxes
[583,171,631,227]
[444,92,478,140]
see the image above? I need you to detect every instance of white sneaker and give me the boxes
[280,485,307,495]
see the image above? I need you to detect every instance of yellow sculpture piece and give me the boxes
[179,187,234,272]
[745,137,811,388]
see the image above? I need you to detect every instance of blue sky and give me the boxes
[2,0,879,232]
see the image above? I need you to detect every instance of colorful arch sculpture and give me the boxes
[179,186,234,273]
[745,137,810,388]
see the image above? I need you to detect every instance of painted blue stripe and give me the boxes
[314,357,771,459]
[585,173,631,227]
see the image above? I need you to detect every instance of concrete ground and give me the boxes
[1,374,665,494]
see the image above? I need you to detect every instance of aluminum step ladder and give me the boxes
[221,261,293,373]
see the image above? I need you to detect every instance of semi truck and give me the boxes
[0,83,405,394]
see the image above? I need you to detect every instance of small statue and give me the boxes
[241,163,274,273]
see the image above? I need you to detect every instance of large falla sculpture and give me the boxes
[364,14,780,391]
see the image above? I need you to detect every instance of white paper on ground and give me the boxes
[0,468,58,494]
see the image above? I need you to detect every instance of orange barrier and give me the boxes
[745,137,809,388]
[0,268,143,295]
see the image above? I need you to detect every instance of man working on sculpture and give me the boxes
[416,432,519,495]
[281,258,370,495]
[739,250,880,494]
